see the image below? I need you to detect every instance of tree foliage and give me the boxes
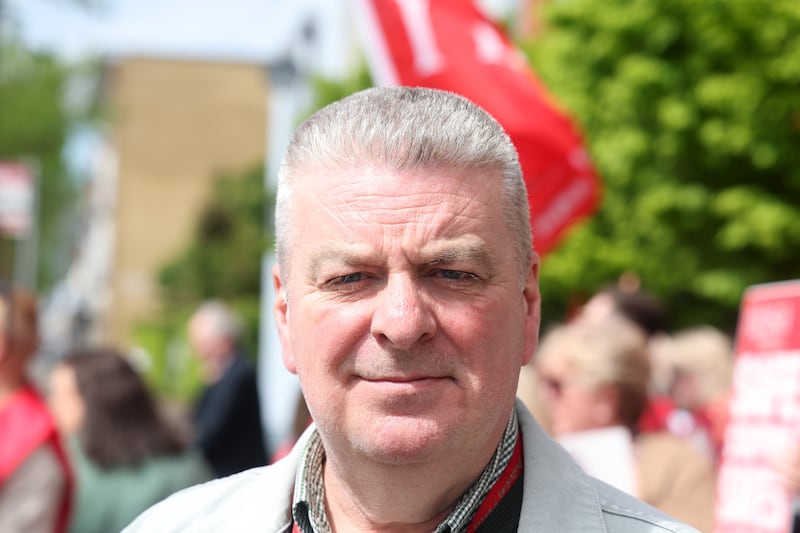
[159,165,269,304]
[522,0,800,330]
[0,39,78,286]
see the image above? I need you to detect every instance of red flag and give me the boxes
[352,0,600,255]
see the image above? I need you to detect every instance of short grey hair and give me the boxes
[275,86,532,283]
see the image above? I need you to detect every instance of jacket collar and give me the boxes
[516,400,608,532]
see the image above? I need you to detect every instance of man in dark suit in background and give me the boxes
[188,301,268,478]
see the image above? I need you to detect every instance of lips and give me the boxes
[364,375,433,382]
[355,375,454,396]
[359,372,452,383]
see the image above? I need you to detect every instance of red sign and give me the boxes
[352,0,600,256]
[0,162,35,238]
[715,280,800,533]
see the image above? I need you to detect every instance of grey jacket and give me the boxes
[123,401,701,532]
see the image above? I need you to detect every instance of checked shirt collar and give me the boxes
[291,410,519,533]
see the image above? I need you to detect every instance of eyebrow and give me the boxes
[307,240,495,278]
[307,244,373,279]
[426,244,494,273]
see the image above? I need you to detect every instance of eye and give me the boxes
[436,269,480,282]
[339,273,365,284]
[323,272,368,290]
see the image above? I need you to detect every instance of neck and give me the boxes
[321,434,503,532]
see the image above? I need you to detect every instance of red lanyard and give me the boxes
[292,432,523,533]
[465,430,523,533]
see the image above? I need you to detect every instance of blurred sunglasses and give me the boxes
[539,375,567,397]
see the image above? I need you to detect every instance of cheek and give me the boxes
[68,400,86,433]
[52,389,84,435]
[289,301,371,375]
[446,310,524,400]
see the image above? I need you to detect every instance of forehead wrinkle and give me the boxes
[351,194,447,227]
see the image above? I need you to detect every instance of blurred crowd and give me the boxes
[517,279,779,532]
[0,278,797,532]
[0,285,272,533]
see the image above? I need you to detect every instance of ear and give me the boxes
[272,263,297,375]
[521,253,542,366]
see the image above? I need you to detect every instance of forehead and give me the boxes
[293,163,503,216]
[292,165,506,246]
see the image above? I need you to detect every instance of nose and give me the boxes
[371,274,436,350]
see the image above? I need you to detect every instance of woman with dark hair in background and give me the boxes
[48,348,209,533]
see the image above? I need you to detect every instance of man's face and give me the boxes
[273,165,540,467]
[188,317,232,383]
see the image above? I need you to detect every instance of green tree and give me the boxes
[523,0,800,331]
[0,39,78,286]
[158,165,269,310]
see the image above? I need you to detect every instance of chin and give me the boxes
[351,416,454,465]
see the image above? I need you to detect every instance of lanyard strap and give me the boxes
[466,429,523,533]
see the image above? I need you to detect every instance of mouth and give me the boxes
[360,373,450,383]
[356,375,453,393]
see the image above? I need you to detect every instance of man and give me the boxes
[0,285,72,533]
[188,301,268,477]
[125,87,698,532]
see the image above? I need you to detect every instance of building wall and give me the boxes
[107,57,268,344]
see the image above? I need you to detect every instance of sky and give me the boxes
[6,0,517,65]
[5,0,318,64]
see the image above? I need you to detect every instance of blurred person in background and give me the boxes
[48,347,209,533]
[576,279,667,339]
[188,300,268,477]
[0,284,72,533]
[529,317,716,532]
[515,346,552,433]
[519,279,674,435]
[572,280,684,435]
[661,325,734,463]
[270,393,311,463]
[774,443,800,533]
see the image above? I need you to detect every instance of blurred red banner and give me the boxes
[715,280,800,533]
[353,0,600,255]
